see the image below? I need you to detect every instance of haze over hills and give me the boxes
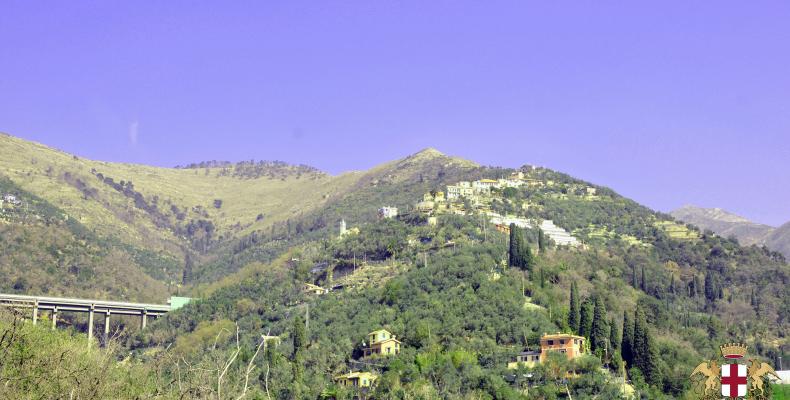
[671,204,790,259]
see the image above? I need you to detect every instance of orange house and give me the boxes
[539,333,586,362]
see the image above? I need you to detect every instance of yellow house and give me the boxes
[334,371,377,388]
[364,329,401,357]
[507,350,541,369]
[303,282,328,295]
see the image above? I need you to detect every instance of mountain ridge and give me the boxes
[671,204,789,258]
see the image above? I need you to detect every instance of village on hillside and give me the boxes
[412,170,584,247]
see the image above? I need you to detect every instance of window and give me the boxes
[547,340,554,345]
[560,340,565,345]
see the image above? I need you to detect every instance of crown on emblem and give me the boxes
[720,343,748,359]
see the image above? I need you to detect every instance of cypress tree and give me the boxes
[292,315,306,359]
[539,268,545,288]
[640,265,646,291]
[525,245,534,271]
[508,223,518,268]
[569,281,581,333]
[292,315,307,385]
[609,317,620,352]
[590,295,609,354]
[181,252,193,285]
[579,298,594,338]
[621,311,634,367]
[633,307,661,386]
[691,275,701,297]
[704,271,713,301]
[538,228,547,253]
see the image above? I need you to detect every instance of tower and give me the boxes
[339,219,347,236]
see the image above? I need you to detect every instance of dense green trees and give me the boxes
[0,311,159,399]
[631,307,661,386]
[508,223,534,271]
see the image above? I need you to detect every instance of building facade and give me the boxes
[507,350,541,369]
[378,206,399,219]
[539,333,586,362]
[334,371,377,388]
[364,329,401,357]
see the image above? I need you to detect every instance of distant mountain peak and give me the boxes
[673,204,756,225]
[671,205,790,258]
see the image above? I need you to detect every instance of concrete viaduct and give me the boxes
[0,293,189,341]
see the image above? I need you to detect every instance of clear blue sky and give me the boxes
[1,1,789,225]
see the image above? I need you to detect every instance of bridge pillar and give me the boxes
[104,310,111,342]
[88,304,95,344]
[141,309,147,329]
[32,300,38,325]
[51,306,58,330]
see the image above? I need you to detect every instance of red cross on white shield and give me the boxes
[721,363,747,398]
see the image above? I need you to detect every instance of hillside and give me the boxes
[0,133,482,296]
[671,205,789,259]
[0,132,359,258]
[1,133,788,399]
[766,222,790,260]
[135,163,788,398]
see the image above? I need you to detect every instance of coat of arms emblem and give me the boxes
[690,343,780,399]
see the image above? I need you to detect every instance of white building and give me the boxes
[498,178,524,188]
[539,220,580,247]
[473,179,499,192]
[2,194,20,206]
[488,213,533,229]
[378,206,398,219]
[446,184,474,200]
[772,370,789,384]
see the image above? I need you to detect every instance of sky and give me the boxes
[1,1,789,226]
